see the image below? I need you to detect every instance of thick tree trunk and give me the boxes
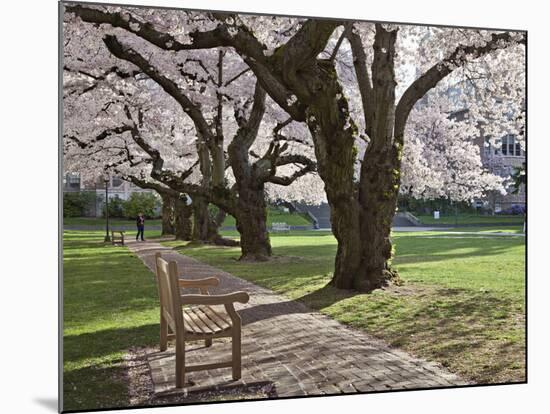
[288,26,402,291]
[191,195,211,242]
[355,26,401,291]
[357,149,401,290]
[307,117,361,289]
[234,186,271,261]
[227,85,272,261]
[174,195,192,240]
[160,193,175,236]
[300,65,362,289]
[191,195,238,246]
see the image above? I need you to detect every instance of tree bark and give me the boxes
[160,193,175,236]
[354,26,402,291]
[357,148,401,290]
[174,195,192,240]
[191,195,211,242]
[299,63,362,289]
[234,186,271,261]
[227,83,273,260]
[307,121,361,290]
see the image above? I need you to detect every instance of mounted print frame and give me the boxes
[60,1,527,412]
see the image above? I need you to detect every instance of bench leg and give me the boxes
[231,324,242,380]
[160,313,168,352]
[175,339,186,388]
[205,338,212,347]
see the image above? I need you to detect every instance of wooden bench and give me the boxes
[154,252,250,388]
[271,222,290,232]
[111,230,125,245]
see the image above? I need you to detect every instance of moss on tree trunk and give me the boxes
[160,193,175,236]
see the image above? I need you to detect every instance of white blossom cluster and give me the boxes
[63,4,525,206]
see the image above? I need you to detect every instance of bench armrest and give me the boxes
[178,277,220,289]
[180,291,249,306]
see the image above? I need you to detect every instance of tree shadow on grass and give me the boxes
[177,233,523,273]
[296,283,360,309]
[237,282,524,383]
[343,286,525,383]
[64,324,159,362]
[238,283,359,326]
[63,363,129,412]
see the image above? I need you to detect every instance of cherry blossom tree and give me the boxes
[63,8,318,259]
[400,93,506,202]
[63,64,198,239]
[65,3,525,290]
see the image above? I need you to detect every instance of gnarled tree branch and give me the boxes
[395,31,526,141]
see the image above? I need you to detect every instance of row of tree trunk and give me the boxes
[159,192,192,241]
[159,191,241,247]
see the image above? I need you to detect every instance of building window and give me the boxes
[67,173,80,184]
[500,135,522,157]
[66,173,80,189]
[111,177,123,187]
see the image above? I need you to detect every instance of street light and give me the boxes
[104,175,111,242]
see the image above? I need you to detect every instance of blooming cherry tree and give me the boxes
[65,3,525,290]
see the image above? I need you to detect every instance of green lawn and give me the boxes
[165,230,525,384]
[64,208,310,228]
[63,228,525,410]
[63,230,160,411]
[434,226,524,234]
[223,207,311,227]
[416,213,524,225]
[64,217,162,227]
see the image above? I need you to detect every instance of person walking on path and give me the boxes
[136,212,145,241]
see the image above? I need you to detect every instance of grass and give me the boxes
[63,227,525,410]
[223,207,311,227]
[63,230,161,411]
[416,213,524,225]
[64,217,162,227]
[62,230,270,411]
[64,208,311,228]
[165,230,525,384]
[433,226,524,234]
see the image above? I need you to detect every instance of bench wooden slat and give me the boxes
[182,309,206,334]
[201,305,232,330]
[191,306,225,333]
[183,306,232,334]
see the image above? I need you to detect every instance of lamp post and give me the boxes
[104,176,111,242]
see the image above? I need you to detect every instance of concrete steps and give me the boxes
[294,203,418,229]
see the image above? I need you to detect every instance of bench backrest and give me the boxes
[154,253,184,336]
[272,222,289,230]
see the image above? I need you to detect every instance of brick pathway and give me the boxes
[127,239,468,398]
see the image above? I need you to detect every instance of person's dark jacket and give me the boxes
[136,216,145,227]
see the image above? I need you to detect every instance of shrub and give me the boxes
[63,192,96,217]
[101,195,126,218]
[124,192,160,219]
[500,204,526,215]
[397,195,473,215]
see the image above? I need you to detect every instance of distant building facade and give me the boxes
[63,173,155,217]
[479,133,525,212]
[451,108,525,212]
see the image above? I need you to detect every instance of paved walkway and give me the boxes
[127,239,468,398]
